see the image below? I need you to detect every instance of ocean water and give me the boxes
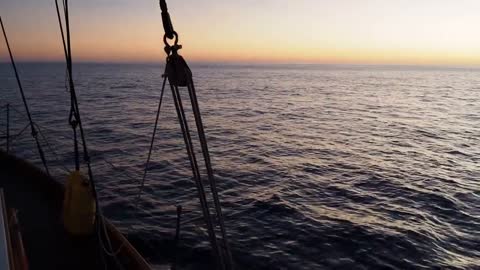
[0,63,479,269]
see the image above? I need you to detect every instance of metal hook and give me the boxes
[164,32,181,55]
[164,31,178,46]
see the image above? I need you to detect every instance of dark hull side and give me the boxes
[0,150,151,270]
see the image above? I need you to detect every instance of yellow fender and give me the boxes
[63,170,96,235]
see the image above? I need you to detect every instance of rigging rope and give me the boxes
[8,104,159,191]
[185,65,234,267]
[55,0,83,172]
[0,16,50,175]
[167,56,226,269]
[156,1,234,269]
[104,66,170,259]
[138,70,168,199]
[34,123,71,174]
[54,2,122,268]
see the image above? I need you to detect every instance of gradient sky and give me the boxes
[1,0,480,65]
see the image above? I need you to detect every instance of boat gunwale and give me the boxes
[0,150,151,270]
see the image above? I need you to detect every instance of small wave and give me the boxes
[4,63,479,269]
[415,128,443,140]
[446,150,470,157]
[110,84,138,89]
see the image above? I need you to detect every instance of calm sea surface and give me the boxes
[0,63,479,269]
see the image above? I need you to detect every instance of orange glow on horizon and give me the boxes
[1,1,480,66]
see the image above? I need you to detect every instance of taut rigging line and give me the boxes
[0,16,50,176]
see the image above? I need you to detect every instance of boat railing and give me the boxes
[0,103,10,153]
[0,103,33,154]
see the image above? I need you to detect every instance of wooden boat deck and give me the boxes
[0,151,149,270]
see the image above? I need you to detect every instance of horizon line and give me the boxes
[1,60,480,69]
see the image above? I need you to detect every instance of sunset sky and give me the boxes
[1,0,480,65]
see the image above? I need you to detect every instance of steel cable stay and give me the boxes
[0,16,51,176]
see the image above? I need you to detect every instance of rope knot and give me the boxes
[69,119,79,128]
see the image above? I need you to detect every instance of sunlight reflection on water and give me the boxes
[1,63,479,269]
